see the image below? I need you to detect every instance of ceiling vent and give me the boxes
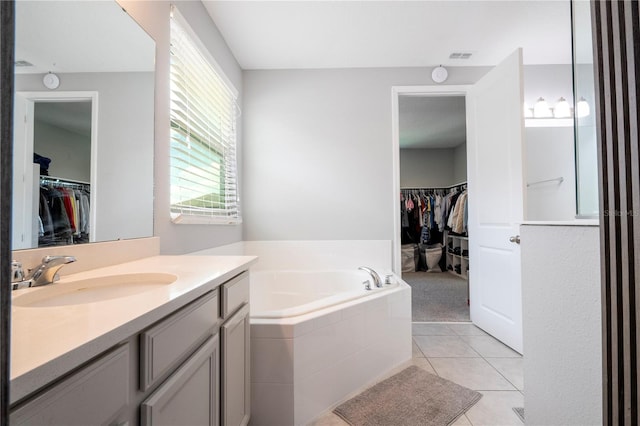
[15,60,33,67]
[449,52,473,60]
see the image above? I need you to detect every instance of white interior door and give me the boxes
[467,49,525,354]
[12,93,36,250]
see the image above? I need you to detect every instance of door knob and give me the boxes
[509,235,521,244]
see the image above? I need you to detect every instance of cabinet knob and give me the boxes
[509,235,521,244]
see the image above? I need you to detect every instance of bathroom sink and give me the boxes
[13,273,178,308]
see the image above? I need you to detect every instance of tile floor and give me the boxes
[312,322,524,426]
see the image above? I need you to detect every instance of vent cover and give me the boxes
[449,52,473,59]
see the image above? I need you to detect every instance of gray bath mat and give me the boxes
[513,407,525,422]
[333,365,481,426]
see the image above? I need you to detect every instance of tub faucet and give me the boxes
[24,255,77,288]
[358,266,382,288]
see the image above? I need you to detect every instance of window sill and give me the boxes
[171,213,242,226]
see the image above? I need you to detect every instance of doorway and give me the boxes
[395,92,470,322]
[12,91,98,249]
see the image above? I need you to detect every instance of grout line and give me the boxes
[481,355,522,393]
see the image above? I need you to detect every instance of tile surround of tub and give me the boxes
[11,237,160,277]
[199,239,400,425]
[250,283,411,426]
[191,240,392,271]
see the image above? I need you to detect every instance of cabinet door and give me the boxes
[141,335,220,426]
[221,303,250,426]
[10,344,129,426]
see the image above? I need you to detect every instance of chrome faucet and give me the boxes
[358,266,382,288]
[11,255,77,290]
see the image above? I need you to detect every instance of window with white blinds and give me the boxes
[169,9,240,224]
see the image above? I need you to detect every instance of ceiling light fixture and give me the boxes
[554,97,571,118]
[431,65,448,84]
[533,97,552,118]
[42,72,60,90]
[576,97,590,117]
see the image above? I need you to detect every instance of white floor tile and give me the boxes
[448,323,489,336]
[451,413,473,425]
[464,391,524,425]
[412,338,425,358]
[458,335,522,358]
[428,358,517,391]
[411,356,437,374]
[412,323,455,336]
[308,411,349,426]
[414,335,481,358]
[485,357,524,390]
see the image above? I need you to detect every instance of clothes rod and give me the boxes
[40,175,90,185]
[527,177,564,187]
[401,182,467,191]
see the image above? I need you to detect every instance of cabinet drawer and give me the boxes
[140,290,219,391]
[222,272,249,318]
[141,335,219,426]
[11,344,130,425]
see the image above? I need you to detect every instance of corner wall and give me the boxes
[118,0,244,254]
[242,67,490,241]
[521,224,602,425]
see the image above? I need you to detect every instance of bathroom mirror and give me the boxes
[572,0,599,217]
[12,0,156,249]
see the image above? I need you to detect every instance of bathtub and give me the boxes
[251,269,400,319]
[249,269,412,426]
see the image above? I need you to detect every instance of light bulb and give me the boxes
[533,97,552,118]
[577,97,590,117]
[554,97,571,118]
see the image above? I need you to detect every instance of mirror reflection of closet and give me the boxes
[13,95,97,250]
[35,100,93,247]
[13,0,156,251]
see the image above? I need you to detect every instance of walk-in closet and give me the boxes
[398,94,470,322]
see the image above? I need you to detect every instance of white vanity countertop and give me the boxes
[10,254,257,404]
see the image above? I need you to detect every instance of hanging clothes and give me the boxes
[38,178,91,247]
[400,184,468,246]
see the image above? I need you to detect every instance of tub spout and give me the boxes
[358,266,382,288]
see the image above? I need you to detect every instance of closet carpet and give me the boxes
[403,271,470,322]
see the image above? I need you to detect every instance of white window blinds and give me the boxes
[169,10,241,224]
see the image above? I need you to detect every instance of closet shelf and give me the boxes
[448,254,469,260]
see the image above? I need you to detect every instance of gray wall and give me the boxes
[400,148,454,188]
[523,64,574,108]
[242,67,489,241]
[15,72,154,243]
[120,0,244,254]
[525,127,577,221]
[452,142,467,184]
[521,224,602,425]
[34,120,91,182]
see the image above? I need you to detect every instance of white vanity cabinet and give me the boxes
[139,289,220,426]
[10,270,252,426]
[10,344,131,426]
[141,334,220,426]
[221,273,251,426]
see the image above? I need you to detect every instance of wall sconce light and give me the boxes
[533,97,553,118]
[576,97,590,117]
[554,97,571,118]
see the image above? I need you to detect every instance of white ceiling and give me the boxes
[15,1,155,74]
[203,0,573,70]
[206,1,552,149]
[399,95,466,149]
